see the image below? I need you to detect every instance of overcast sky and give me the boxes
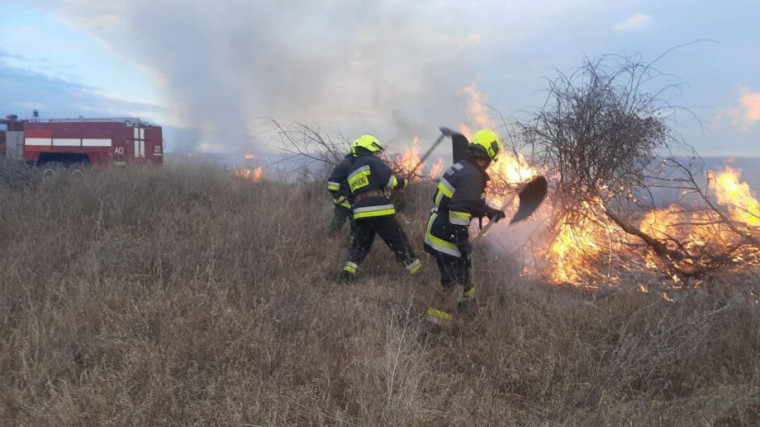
[1,0,759,158]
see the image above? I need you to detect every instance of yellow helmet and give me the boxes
[469,129,502,162]
[351,134,383,155]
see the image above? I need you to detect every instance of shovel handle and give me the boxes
[472,192,519,246]
[406,127,454,178]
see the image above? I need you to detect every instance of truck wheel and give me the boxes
[41,162,64,181]
[68,165,88,179]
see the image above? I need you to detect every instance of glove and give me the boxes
[397,176,408,189]
[490,210,506,223]
[485,206,506,223]
[334,195,346,204]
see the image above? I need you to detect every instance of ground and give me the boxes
[1,162,758,425]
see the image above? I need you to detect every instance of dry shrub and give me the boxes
[1,163,759,425]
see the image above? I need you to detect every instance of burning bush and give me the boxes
[519,53,760,284]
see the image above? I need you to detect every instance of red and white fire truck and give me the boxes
[0,113,163,173]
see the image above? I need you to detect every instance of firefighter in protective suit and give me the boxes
[340,135,422,282]
[327,145,357,236]
[423,129,506,325]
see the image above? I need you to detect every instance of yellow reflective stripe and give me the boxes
[353,204,396,218]
[406,258,421,274]
[327,181,340,191]
[459,287,476,303]
[334,199,351,208]
[348,165,370,180]
[343,262,358,273]
[437,177,454,198]
[354,204,394,214]
[387,175,397,189]
[424,232,460,257]
[354,208,396,219]
[434,189,444,207]
[348,166,371,192]
[426,307,453,322]
[424,212,461,257]
[434,178,455,207]
[449,210,471,226]
[426,211,436,229]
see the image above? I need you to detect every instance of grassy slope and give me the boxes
[1,163,759,425]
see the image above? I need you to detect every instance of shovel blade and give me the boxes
[451,133,469,164]
[510,175,548,224]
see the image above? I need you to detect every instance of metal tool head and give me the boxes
[451,132,469,164]
[510,175,548,224]
[438,126,455,137]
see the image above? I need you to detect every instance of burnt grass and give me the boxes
[1,163,759,425]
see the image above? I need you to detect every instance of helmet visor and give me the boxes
[488,140,500,161]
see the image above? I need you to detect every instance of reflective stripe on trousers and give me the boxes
[423,212,461,258]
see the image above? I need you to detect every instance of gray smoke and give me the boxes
[43,0,494,153]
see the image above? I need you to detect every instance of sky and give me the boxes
[1,0,759,158]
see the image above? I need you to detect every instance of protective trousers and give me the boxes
[436,255,470,288]
[342,215,420,281]
[425,253,476,325]
[329,204,354,236]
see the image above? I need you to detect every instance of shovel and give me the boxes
[405,126,455,178]
[391,127,454,205]
[473,175,548,245]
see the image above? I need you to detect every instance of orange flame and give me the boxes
[711,167,760,226]
[243,153,256,160]
[397,136,421,176]
[540,167,760,287]
[428,158,445,178]
[456,86,760,290]
[235,166,262,183]
[458,85,492,138]
[395,136,445,180]
[548,204,617,284]
[489,149,538,193]
[458,85,539,207]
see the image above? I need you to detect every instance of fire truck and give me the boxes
[0,113,163,176]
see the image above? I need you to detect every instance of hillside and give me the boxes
[1,163,759,425]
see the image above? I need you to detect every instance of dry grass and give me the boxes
[1,163,759,425]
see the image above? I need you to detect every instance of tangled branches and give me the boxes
[523,51,760,282]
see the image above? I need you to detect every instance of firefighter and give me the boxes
[423,129,506,325]
[340,134,421,282]
[327,144,357,236]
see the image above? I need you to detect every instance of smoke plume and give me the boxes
[42,0,493,152]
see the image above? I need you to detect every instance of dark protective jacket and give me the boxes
[424,158,492,258]
[327,154,355,209]
[347,152,407,219]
